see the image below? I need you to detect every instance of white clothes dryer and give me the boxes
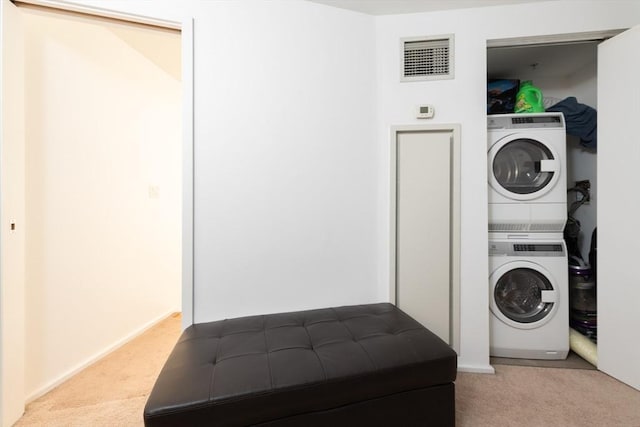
[488,113,567,233]
[489,238,569,360]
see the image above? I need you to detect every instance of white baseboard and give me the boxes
[458,364,496,374]
[25,309,177,403]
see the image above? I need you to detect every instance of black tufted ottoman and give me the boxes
[144,303,457,426]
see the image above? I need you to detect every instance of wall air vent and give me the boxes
[401,35,454,82]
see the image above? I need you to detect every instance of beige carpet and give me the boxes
[15,313,640,426]
[15,313,182,427]
[457,365,640,427]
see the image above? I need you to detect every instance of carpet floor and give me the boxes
[15,313,182,427]
[15,313,640,426]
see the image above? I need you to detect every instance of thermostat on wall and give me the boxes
[416,105,435,119]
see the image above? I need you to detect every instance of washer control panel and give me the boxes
[489,241,565,257]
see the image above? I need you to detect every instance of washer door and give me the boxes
[490,261,559,330]
[488,132,560,201]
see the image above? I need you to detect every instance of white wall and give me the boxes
[375,0,640,371]
[564,62,598,262]
[188,1,378,321]
[21,7,181,399]
[65,0,380,322]
[61,0,640,372]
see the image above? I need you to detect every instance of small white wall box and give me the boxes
[416,105,435,119]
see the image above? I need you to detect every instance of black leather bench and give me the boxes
[144,303,457,426]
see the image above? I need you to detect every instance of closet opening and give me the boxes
[485,30,622,370]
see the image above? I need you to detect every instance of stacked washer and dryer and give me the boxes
[487,113,569,360]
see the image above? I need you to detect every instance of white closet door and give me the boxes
[396,130,452,343]
[1,0,26,424]
[597,25,640,391]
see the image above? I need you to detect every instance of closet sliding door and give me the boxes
[1,0,26,424]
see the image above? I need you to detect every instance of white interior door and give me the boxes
[597,25,640,391]
[0,0,26,424]
[393,127,460,350]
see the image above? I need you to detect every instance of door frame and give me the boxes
[389,124,461,353]
[17,0,195,328]
[485,28,627,371]
[0,0,194,421]
[13,0,195,325]
[486,29,625,48]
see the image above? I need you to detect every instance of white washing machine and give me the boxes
[488,113,567,233]
[489,237,569,360]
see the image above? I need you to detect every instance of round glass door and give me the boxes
[492,138,555,195]
[494,267,554,324]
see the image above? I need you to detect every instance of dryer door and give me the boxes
[488,133,561,201]
[490,261,559,330]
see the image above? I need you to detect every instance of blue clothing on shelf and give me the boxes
[548,97,597,150]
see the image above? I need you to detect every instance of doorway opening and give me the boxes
[20,2,182,402]
[487,30,623,259]
[485,30,622,371]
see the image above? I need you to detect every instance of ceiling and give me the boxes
[307,0,555,15]
[488,42,598,79]
[308,0,605,78]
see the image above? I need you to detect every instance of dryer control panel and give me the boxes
[487,113,565,130]
[489,241,566,257]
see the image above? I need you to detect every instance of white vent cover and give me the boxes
[401,35,454,82]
